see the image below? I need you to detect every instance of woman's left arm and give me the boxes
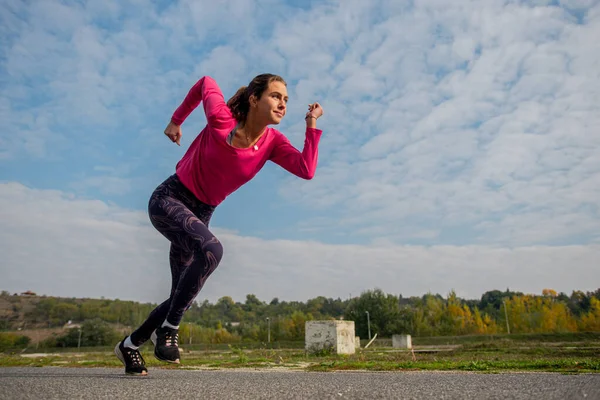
[269,103,324,180]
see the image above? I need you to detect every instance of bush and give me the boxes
[55,319,120,348]
[0,332,31,351]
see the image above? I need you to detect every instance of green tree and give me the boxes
[579,297,600,331]
[50,303,79,325]
[243,294,264,313]
[55,319,120,347]
[344,289,404,338]
[567,290,591,316]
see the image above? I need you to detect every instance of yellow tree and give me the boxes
[542,288,558,298]
[473,307,498,334]
[461,304,475,334]
[506,295,532,333]
[422,294,446,335]
[446,291,465,335]
[539,295,577,333]
[482,312,499,334]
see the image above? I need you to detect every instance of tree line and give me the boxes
[1,287,599,348]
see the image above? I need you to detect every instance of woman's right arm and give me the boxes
[165,76,231,144]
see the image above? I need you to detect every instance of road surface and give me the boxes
[1,367,598,399]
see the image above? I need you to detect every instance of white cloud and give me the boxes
[1,0,599,256]
[194,46,249,95]
[560,0,598,11]
[1,182,598,304]
[275,0,600,246]
[71,175,133,196]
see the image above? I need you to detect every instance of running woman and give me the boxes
[114,73,323,375]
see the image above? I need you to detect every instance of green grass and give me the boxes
[306,359,600,373]
[2,333,600,374]
[405,332,600,346]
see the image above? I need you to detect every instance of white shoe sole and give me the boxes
[114,341,148,376]
[114,342,126,365]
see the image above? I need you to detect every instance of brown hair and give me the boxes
[227,73,287,123]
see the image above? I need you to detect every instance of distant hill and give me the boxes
[2,287,599,343]
[0,291,156,348]
[0,290,157,331]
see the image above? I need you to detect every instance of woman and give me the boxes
[114,73,323,375]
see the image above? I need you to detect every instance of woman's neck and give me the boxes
[238,115,267,144]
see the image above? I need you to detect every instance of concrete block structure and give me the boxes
[392,334,412,349]
[305,321,356,355]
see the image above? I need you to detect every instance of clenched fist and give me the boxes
[306,103,323,120]
[164,121,182,146]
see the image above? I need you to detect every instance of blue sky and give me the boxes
[1,0,599,304]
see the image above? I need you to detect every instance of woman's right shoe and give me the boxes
[151,327,181,364]
[114,337,148,376]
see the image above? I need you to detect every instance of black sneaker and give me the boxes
[114,337,148,376]
[151,327,180,364]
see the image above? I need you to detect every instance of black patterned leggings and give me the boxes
[130,174,223,346]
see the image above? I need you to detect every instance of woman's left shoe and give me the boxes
[114,338,148,375]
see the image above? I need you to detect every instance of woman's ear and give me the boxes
[249,94,257,108]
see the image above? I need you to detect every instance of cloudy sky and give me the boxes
[1,0,599,305]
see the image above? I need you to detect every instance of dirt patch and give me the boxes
[8,328,67,344]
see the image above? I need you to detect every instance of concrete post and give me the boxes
[392,334,412,349]
[305,321,356,355]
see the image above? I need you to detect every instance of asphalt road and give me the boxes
[0,367,598,400]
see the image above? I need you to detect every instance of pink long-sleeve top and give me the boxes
[171,76,322,206]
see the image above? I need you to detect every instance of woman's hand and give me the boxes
[164,121,182,146]
[306,103,323,119]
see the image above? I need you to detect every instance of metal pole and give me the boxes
[365,311,371,340]
[77,327,82,349]
[189,322,192,345]
[503,300,511,334]
[266,317,270,343]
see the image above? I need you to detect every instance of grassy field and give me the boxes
[1,332,599,374]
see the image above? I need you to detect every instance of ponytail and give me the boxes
[227,86,249,123]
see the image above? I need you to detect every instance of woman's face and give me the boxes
[253,80,288,125]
